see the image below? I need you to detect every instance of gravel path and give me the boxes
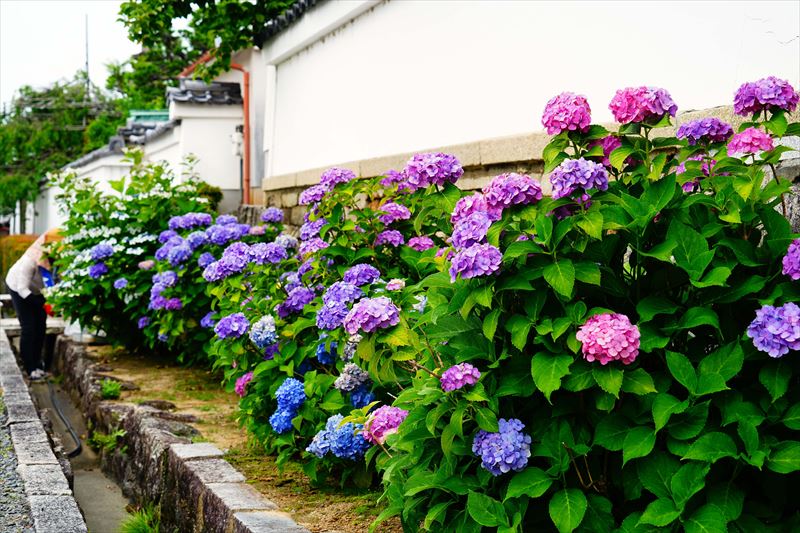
[0,396,34,532]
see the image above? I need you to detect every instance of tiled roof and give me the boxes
[166,79,243,105]
[64,119,181,169]
[255,0,319,47]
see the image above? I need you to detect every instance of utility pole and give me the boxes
[83,13,89,127]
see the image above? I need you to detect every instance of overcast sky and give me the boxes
[0,0,140,108]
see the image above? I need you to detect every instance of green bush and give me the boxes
[100,378,122,400]
[0,234,37,293]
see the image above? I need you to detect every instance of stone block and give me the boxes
[205,483,277,511]
[11,437,58,465]
[1,390,32,404]
[359,152,410,178]
[17,464,72,495]
[171,442,225,461]
[8,421,49,442]
[290,206,306,226]
[184,458,246,484]
[0,372,28,393]
[233,511,310,533]
[5,399,39,423]
[281,191,299,207]
[480,132,549,165]
[264,173,297,191]
[439,141,481,167]
[28,495,87,533]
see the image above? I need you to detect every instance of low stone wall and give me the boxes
[52,336,309,533]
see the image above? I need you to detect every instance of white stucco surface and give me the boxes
[265,0,800,176]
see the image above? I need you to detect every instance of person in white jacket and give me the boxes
[5,229,60,379]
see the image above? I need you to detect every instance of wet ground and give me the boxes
[0,395,33,533]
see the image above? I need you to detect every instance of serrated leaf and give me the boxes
[574,261,601,286]
[759,360,789,402]
[683,504,727,533]
[767,441,800,473]
[677,307,721,332]
[737,420,759,457]
[576,211,604,239]
[549,489,588,533]
[638,499,680,527]
[467,491,508,527]
[483,308,501,340]
[783,403,800,430]
[623,427,656,466]
[652,393,687,432]
[666,352,697,394]
[682,432,738,463]
[505,467,553,500]
[593,366,623,398]
[531,352,572,402]
[610,146,635,170]
[671,462,709,509]
[594,414,629,451]
[708,483,744,522]
[636,296,679,322]
[637,452,679,499]
[543,259,575,297]
[622,368,657,395]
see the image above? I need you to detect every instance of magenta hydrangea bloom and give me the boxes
[299,184,327,205]
[451,212,492,250]
[449,243,502,282]
[609,86,677,124]
[728,127,774,155]
[451,193,502,225]
[407,236,435,251]
[734,76,799,116]
[676,118,734,145]
[747,302,800,358]
[482,173,543,211]
[576,313,640,365]
[363,405,409,445]
[235,372,253,397]
[380,169,405,187]
[343,296,400,334]
[404,152,463,191]
[378,202,411,225]
[541,92,592,135]
[472,418,531,476]
[440,363,481,392]
[343,264,381,286]
[320,167,356,190]
[375,230,405,247]
[783,239,800,280]
[385,278,405,291]
[549,158,609,200]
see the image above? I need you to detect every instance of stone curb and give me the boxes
[53,335,311,533]
[0,328,88,533]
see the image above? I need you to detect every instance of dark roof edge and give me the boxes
[254,0,320,48]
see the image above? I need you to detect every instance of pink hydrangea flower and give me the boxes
[541,92,592,135]
[451,193,501,225]
[235,371,253,397]
[609,86,677,124]
[440,363,481,392]
[364,405,409,445]
[576,313,640,365]
[783,239,800,280]
[728,127,774,155]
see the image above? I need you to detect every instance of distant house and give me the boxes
[28,79,245,233]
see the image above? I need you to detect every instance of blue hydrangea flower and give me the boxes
[200,312,216,329]
[315,339,337,364]
[269,409,295,434]
[90,243,115,261]
[216,214,238,225]
[261,207,284,223]
[89,262,108,279]
[306,414,371,460]
[198,252,215,268]
[113,278,128,290]
[186,231,208,250]
[747,302,800,358]
[350,384,375,408]
[275,234,298,250]
[214,313,250,339]
[275,377,305,411]
[249,315,277,349]
[167,243,192,266]
[472,418,531,476]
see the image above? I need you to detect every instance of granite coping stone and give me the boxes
[171,441,225,460]
[233,511,311,533]
[184,457,247,484]
[7,421,50,442]
[28,495,88,533]
[205,482,277,512]
[10,431,59,465]
[17,464,73,496]
[5,399,40,423]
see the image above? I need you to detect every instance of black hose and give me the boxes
[46,379,82,458]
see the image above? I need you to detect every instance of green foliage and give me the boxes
[119,505,160,533]
[100,378,122,400]
[89,428,126,453]
[0,234,37,292]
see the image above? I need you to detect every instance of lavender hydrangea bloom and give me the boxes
[783,239,800,280]
[541,92,592,135]
[440,363,481,392]
[364,406,408,445]
[316,302,349,330]
[734,76,799,116]
[343,264,381,286]
[300,218,327,241]
[250,242,288,265]
[298,237,329,257]
[449,243,502,282]
[482,173,543,211]
[275,377,306,411]
[451,193,502,225]
[275,234,298,250]
[186,231,208,250]
[90,243,114,261]
[269,409,294,434]
[89,262,108,279]
[158,333,169,342]
[472,418,531,476]
[334,363,372,392]
[342,335,361,362]
[451,212,492,250]
[149,295,167,310]
[276,286,316,318]
[403,152,464,191]
[375,230,405,247]
[609,86,677,124]
[165,297,182,311]
[249,315,277,349]
[324,281,364,305]
[747,302,800,358]
[380,169,406,187]
[137,317,150,329]
[217,214,238,225]
[113,278,128,290]
[320,167,357,190]
[198,252,215,268]
[167,243,192,266]
[676,118,734,145]
[407,236,435,252]
[549,158,609,200]
[205,224,238,246]
[158,230,178,243]
[200,312,216,329]
[281,271,302,293]
[299,184,327,205]
[261,207,284,223]
[214,313,250,339]
[378,202,411,225]
[343,296,400,334]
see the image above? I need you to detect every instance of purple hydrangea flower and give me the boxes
[375,230,405,247]
[235,372,253,397]
[380,169,406,187]
[269,409,294,434]
[320,167,357,190]
[403,152,463,191]
[214,313,250,339]
[440,363,481,392]
[549,158,609,200]
[275,377,306,411]
[316,302,349,330]
[343,296,400,334]
[451,212,492,250]
[378,202,411,225]
[216,214,238,225]
[89,262,108,279]
[167,243,192,266]
[275,234,298,250]
[198,252,215,268]
[676,118,734,145]
[200,312,216,329]
[734,76,799,116]
[261,207,284,223]
[250,242,288,265]
[748,302,800,358]
[299,184,327,205]
[472,418,531,476]
[299,237,329,257]
[276,286,316,318]
[364,406,408,445]
[451,193,502,225]
[783,239,800,280]
[164,297,182,311]
[449,243,502,282]
[588,136,623,168]
[205,224,238,246]
[343,264,381,286]
[281,271,302,293]
[137,317,150,329]
[482,173,543,211]
[385,278,405,291]
[541,92,592,135]
[609,86,677,124]
[158,333,169,342]
[300,218,327,241]
[113,278,128,290]
[158,230,178,244]
[324,281,364,305]
[728,127,774,155]
[186,231,207,250]
[90,243,115,261]
[407,236,435,251]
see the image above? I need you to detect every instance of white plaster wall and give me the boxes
[143,127,182,176]
[267,0,800,176]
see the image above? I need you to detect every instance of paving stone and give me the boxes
[184,458,246,483]
[0,372,28,393]
[1,390,32,404]
[10,435,58,465]
[5,399,39,422]
[17,464,72,495]
[28,495,87,533]
[171,442,225,461]
[206,483,276,511]
[8,421,49,442]
[233,511,310,533]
